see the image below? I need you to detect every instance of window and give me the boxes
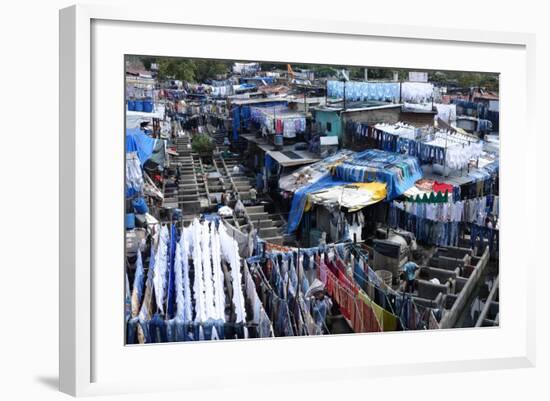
[326,122,332,132]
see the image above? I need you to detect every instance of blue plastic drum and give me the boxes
[143,98,153,113]
[126,213,135,229]
[134,100,144,112]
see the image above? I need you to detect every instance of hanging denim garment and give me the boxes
[149,313,168,343]
[166,224,178,319]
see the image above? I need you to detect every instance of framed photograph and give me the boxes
[59,4,536,397]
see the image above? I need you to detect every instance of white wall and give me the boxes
[0,1,547,400]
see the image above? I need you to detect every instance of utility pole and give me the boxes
[343,80,347,111]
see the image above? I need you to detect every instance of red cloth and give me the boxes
[275,119,283,134]
[433,181,453,194]
[318,257,381,333]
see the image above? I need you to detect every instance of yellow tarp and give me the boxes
[306,182,387,212]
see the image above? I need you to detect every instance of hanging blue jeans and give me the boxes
[126,317,140,345]
[193,320,226,341]
[165,318,194,342]
[449,222,459,247]
[312,298,329,328]
[138,318,151,343]
[470,225,487,251]
[149,313,168,343]
[275,299,294,337]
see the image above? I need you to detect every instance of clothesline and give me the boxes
[126,218,255,343]
[250,105,307,138]
[388,203,499,251]
[254,241,431,331]
[393,195,499,225]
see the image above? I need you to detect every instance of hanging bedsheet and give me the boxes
[423,134,483,170]
[327,80,400,102]
[327,80,434,102]
[435,103,457,123]
[400,82,435,103]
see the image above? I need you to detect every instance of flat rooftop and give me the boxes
[241,134,320,167]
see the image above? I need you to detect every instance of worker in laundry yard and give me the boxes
[306,279,333,335]
[224,191,233,206]
[249,187,257,205]
[403,261,419,293]
[255,169,264,194]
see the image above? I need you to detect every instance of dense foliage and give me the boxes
[191,133,215,154]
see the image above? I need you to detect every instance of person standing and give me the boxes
[403,261,419,293]
[249,187,257,205]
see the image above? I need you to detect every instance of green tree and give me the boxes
[140,57,156,70]
[155,58,231,83]
[157,58,197,82]
[194,59,231,81]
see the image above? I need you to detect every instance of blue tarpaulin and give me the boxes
[333,149,422,200]
[286,149,423,233]
[287,174,349,233]
[126,128,156,165]
[235,83,257,91]
[240,77,276,85]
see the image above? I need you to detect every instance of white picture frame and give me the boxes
[59,3,536,397]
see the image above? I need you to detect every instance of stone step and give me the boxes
[259,227,279,238]
[245,205,265,214]
[180,194,200,202]
[254,220,275,228]
[178,183,198,189]
[232,177,250,183]
[262,236,284,245]
[179,190,199,196]
[180,201,201,214]
[247,212,269,220]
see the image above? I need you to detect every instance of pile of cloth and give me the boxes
[332,149,423,200]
